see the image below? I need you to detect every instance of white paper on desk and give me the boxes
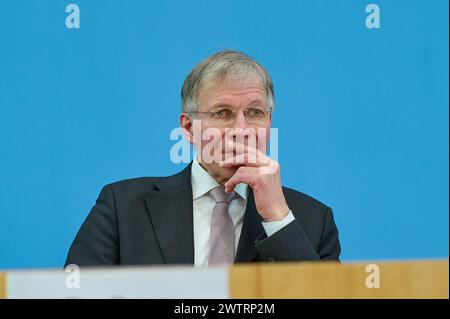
[6,265,229,299]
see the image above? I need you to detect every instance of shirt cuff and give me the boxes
[261,210,296,237]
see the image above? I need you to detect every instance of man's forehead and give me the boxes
[198,76,266,102]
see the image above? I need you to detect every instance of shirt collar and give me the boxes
[191,158,248,201]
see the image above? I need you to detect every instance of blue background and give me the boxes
[0,0,448,269]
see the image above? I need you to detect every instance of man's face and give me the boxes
[183,76,272,184]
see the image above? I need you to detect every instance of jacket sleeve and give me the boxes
[316,207,341,260]
[64,185,120,267]
[254,207,341,262]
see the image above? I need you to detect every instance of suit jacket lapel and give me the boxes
[144,164,195,265]
[235,189,265,263]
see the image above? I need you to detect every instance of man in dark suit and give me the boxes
[65,50,340,267]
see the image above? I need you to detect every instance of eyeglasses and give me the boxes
[189,107,272,125]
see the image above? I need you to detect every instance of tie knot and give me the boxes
[209,186,238,205]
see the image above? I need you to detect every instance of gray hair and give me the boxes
[181,50,275,113]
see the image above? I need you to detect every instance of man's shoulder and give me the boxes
[102,165,192,195]
[105,176,160,192]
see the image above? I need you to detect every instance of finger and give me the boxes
[224,167,256,192]
[220,153,263,167]
[221,144,270,166]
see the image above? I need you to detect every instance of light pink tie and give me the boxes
[208,186,238,265]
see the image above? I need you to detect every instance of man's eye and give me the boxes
[247,108,264,117]
[211,110,232,118]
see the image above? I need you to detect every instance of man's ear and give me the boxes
[179,113,194,144]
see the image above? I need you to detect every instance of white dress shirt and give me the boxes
[191,160,295,267]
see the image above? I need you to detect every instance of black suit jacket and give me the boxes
[65,163,340,267]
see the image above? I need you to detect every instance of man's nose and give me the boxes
[232,110,249,129]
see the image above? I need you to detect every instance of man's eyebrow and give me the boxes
[210,100,266,109]
[210,103,235,109]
